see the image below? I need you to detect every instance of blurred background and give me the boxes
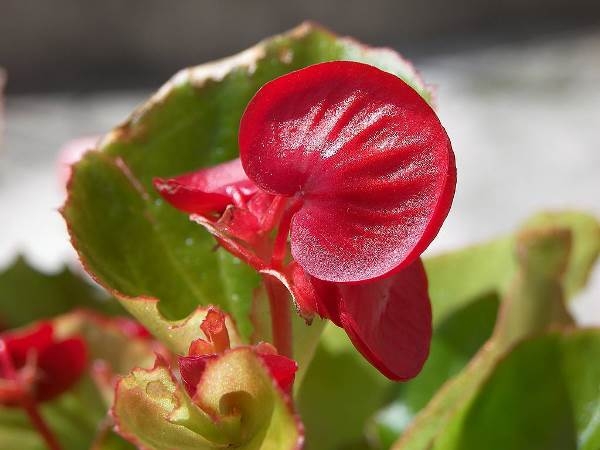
[1,1,599,320]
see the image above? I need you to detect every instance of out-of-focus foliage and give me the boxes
[0,259,153,450]
[0,257,123,328]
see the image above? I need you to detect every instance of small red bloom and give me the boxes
[0,322,87,406]
[178,308,297,397]
[156,61,455,380]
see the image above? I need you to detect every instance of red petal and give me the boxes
[264,260,430,380]
[154,158,258,215]
[240,61,455,282]
[1,322,54,369]
[286,262,340,321]
[36,337,87,402]
[336,258,431,381]
[258,353,298,393]
[178,354,218,398]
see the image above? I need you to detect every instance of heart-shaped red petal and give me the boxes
[240,61,455,282]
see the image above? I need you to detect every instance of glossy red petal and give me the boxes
[336,258,431,381]
[240,61,455,282]
[178,354,218,398]
[154,158,258,215]
[257,353,298,393]
[36,337,87,402]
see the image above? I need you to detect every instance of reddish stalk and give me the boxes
[23,400,62,450]
[0,339,62,450]
[262,275,293,358]
[262,198,303,358]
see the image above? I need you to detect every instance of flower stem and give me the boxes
[262,275,293,358]
[23,400,63,450]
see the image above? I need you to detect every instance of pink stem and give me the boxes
[23,400,63,450]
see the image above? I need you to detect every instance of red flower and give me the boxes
[155,61,455,380]
[177,308,297,397]
[0,322,87,406]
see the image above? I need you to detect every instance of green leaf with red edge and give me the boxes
[116,296,243,355]
[61,22,433,349]
[0,256,123,329]
[113,349,302,450]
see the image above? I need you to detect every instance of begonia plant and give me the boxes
[1,22,599,450]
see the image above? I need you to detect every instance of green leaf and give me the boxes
[113,350,302,449]
[432,329,600,450]
[424,237,513,327]
[425,211,600,328]
[62,22,433,347]
[0,256,123,329]
[522,211,600,298]
[392,225,580,450]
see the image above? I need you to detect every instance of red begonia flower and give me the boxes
[156,61,455,381]
[178,308,297,397]
[240,61,455,283]
[0,322,87,406]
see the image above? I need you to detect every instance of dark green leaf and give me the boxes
[432,329,600,450]
[0,256,122,330]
